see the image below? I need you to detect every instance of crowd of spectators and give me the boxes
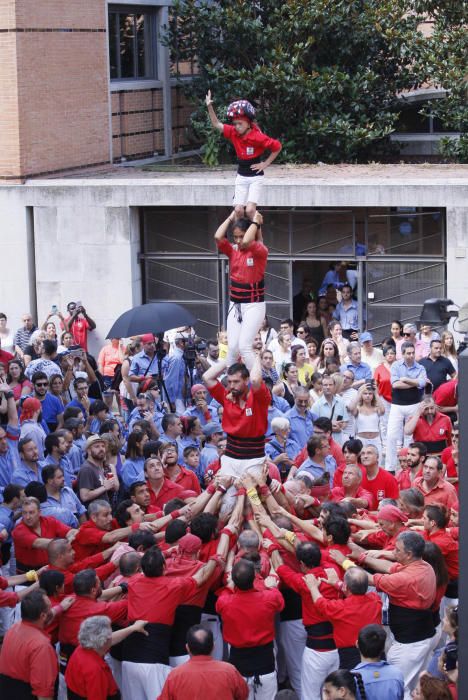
[0,300,459,700]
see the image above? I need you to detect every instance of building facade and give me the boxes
[1,165,467,353]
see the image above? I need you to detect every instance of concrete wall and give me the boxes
[1,170,467,354]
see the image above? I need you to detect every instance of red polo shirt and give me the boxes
[47,551,117,594]
[209,380,269,440]
[412,412,452,454]
[0,576,19,607]
[217,238,268,286]
[433,379,457,408]
[330,485,373,508]
[147,478,188,511]
[314,592,382,648]
[361,468,399,510]
[223,123,281,162]
[158,655,249,700]
[72,520,109,561]
[276,564,339,628]
[359,529,402,551]
[373,559,436,608]
[168,466,201,494]
[12,516,70,570]
[59,596,127,647]
[0,621,58,697]
[216,586,284,647]
[127,573,197,623]
[65,646,119,700]
[374,363,392,403]
[424,529,459,580]
[413,476,459,509]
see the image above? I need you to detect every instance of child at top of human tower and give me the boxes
[205,90,282,220]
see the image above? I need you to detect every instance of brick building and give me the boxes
[0,0,195,182]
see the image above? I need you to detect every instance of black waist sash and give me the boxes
[121,623,171,665]
[68,691,120,700]
[59,642,77,672]
[338,646,361,669]
[237,156,264,177]
[446,579,458,599]
[305,621,336,650]
[225,433,265,460]
[229,641,275,677]
[170,605,202,656]
[420,438,448,454]
[388,603,435,643]
[230,278,265,303]
[0,675,34,700]
[433,609,441,627]
[279,586,302,622]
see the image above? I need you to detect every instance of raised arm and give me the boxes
[249,352,263,390]
[205,90,224,132]
[202,359,227,389]
[0,382,18,428]
[214,212,235,242]
[239,211,264,250]
[404,402,424,435]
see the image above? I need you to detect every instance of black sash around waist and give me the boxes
[1,542,11,565]
[121,623,171,665]
[305,621,336,650]
[0,675,35,700]
[170,605,202,656]
[279,586,302,622]
[338,646,361,669]
[388,603,435,643]
[68,690,120,700]
[237,156,264,177]
[59,642,77,672]
[229,641,275,677]
[15,560,39,577]
[446,579,458,599]
[225,433,265,460]
[420,438,448,454]
[230,278,265,303]
[433,609,441,627]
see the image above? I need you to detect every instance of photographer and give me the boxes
[161,335,187,413]
[348,380,386,461]
[64,301,96,352]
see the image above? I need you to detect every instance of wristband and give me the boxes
[267,543,281,555]
[284,530,297,545]
[259,485,270,497]
[265,475,272,486]
[3,391,14,400]
[119,582,129,593]
[217,485,227,494]
[357,552,368,566]
[247,488,261,506]
[236,487,247,496]
[252,221,260,228]
[342,559,356,571]
[220,527,233,537]
[170,510,181,520]
[207,483,216,495]
[25,570,38,583]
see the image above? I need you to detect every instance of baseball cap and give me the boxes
[360,332,373,343]
[202,422,224,438]
[191,384,205,396]
[141,333,155,344]
[85,435,106,451]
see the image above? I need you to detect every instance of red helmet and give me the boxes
[226,100,256,122]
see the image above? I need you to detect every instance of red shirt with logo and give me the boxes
[360,468,399,511]
[223,123,281,161]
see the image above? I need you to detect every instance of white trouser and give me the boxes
[277,619,307,699]
[226,301,266,370]
[234,174,263,206]
[379,398,391,452]
[219,456,265,515]
[387,636,434,700]
[121,660,171,700]
[301,647,339,700]
[243,670,277,700]
[385,402,419,471]
[169,653,189,668]
[200,613,224,661]
[107,656,122,689]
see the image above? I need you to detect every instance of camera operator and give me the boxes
[161,336,187,414]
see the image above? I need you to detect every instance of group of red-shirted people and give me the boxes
[0,95,460,700]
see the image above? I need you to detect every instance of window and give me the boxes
[109,6,157,80]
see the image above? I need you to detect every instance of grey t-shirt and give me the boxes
[76,459,109,504]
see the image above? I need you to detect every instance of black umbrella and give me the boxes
[106,302,196,339]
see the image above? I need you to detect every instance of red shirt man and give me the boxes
[360,446,399,510]
[407,404,452,456]
[422,505,458,581]
[0,590,58,698]
[65,646,120,700]
[12,498,70,572]
[158,626,248,700]
[47,538,117,594]
[161,444,201,494]
[413,456,458,509]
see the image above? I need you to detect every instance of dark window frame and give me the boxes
[109,5,158,81]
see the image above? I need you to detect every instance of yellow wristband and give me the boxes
[342,559,356,571]
[26,570,38,582]
[284,530,297,545]
[247,493,261,506]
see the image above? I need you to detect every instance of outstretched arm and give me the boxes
[206,90,223,132]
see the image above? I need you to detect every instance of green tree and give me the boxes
[167,0,429,163]
[416,1,467,162]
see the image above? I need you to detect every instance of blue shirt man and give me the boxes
[162,345,186,410]
[129,335,160,378]
[0,423,21,494]
[40,453,75,488]
[286,389,317,448]
[296,434,337,482]
[353,660,404,700]
[11,460,44,488]
[340,342,372,388]
[333,285,359,332]
[390,346,427,406]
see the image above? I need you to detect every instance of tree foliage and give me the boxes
[166,0,466,163]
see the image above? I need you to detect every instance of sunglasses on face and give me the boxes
[35,382,48,387]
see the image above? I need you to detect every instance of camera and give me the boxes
[183,338,207,364]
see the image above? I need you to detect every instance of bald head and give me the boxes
[238,530,260,552]
[344,566,369,595]
[47,538,71,565]
[186,624,214,656]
